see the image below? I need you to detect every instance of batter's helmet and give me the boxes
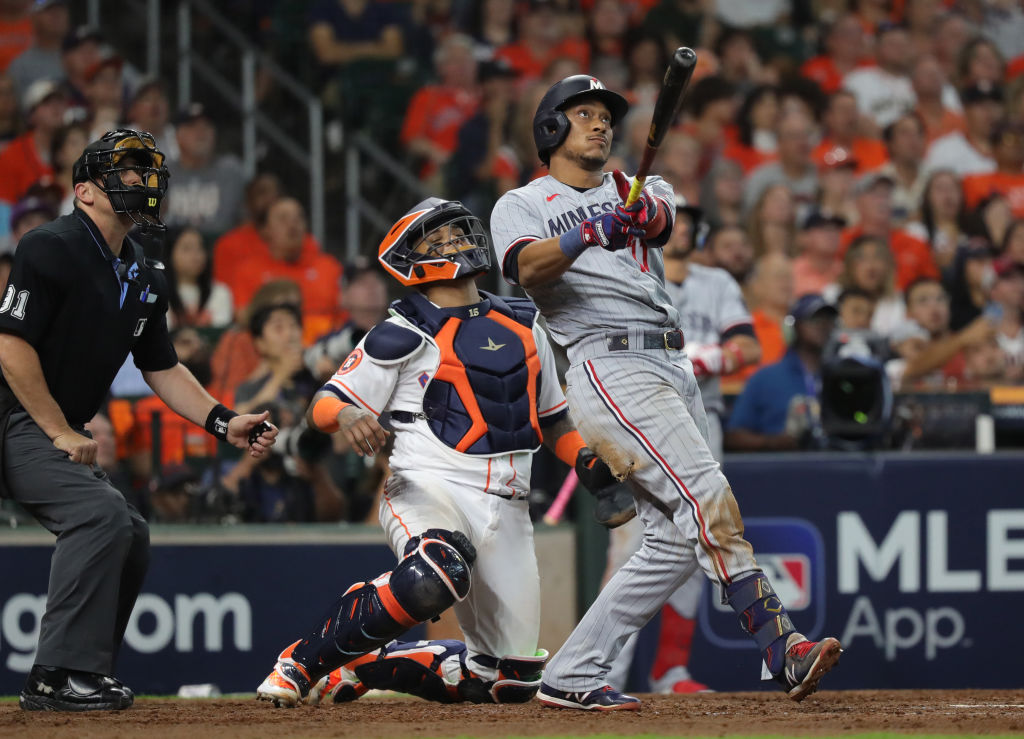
[73,128,170,230]
[533,75,629,165]
[378,198,491,288]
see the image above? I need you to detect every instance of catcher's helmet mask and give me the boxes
[378,198,492,288]
[73,128,170,231]
[533,75,629,165]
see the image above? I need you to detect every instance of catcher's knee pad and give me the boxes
[390,530,474,622]
[457,650,549,704]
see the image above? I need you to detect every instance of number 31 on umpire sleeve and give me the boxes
[0,284,29,320]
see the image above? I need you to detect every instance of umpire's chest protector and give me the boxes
[391,291,543,455]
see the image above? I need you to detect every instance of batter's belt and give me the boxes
[569,327,686,364]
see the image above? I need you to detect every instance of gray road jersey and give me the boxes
[491,173,677,352]
[664,262,752,414]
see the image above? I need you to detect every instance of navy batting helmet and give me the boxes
[533,75,629,165]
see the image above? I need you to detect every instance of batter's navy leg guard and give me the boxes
[724,572,795,676]
[288,530,474,683]
[340,640,549,705]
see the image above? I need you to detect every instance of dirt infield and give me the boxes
[1,689,1022,738]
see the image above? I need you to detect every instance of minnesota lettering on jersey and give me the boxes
[546,200,616,236]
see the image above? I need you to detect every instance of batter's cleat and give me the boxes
[19,665,133,712]
[256,641,313,708]
[538,683,641,711]
[308,666,368,705]
[773,634,842,702]
[593,486,636,529]
[648,666,710,694]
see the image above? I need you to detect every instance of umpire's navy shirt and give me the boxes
[0,209,177,425]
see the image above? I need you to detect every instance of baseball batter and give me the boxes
[604,201,762,694]
[256,198,633,708]
[490,74,841,710]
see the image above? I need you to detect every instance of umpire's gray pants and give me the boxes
[4,410,149,675]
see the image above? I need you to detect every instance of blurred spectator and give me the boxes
[446,57,519,216]
[307,0,403,129]
[904,0,943,61]
[933,12,972,87]
[680,75,736,177]
[723,252,793,386]
[229,197,343,342]
[989,256,1024,377]
[698,156,743,227]
[0,251,11,286]
[827,234,906,335]
[235,303,318,417]
[496,0,588,87]
[619,102,654,173]
[974,191,1014,249]
[0,0,32,74]
[961,332,1010,387]
[971,1,1024,62]
[816,146,859,225]
[1001,218,1024,267]
[213,173,320,287]
[0,77,63,204]
[588,0,630,61]
[48,120,86,212]
[923,81,1002,177]
[59,25,102,115]
[962,121,1024,218]
[625,32,668,106]
[147,463,199,524]
[747,182,796,258]
[793,209,846,297]
[400,33,479,186]
[82,52,125,140]
[304,261,388,381]
[722,84,779,173]
[801,14,868,96]
[840,172,939,291]
[956,35,1005,89]
[6,0,66,98]
[905,169,968,272]
[836,286,874,330]
[465,0,516,57]
[911,55,965,144]
[842,22,915,130]
[813,90,888,175]
[165,226,234,330]
[656,130,702,206]
[697,222,754,284]
[743,109,818,217]
[0,71,19,146]
[714,0,790,30]
[875,112,928,225]
[725,294,836,451]
[86,411,138,507]
[884,318,930,391]
[7,189,52,241]
[125,78,178,161]
[640,0,706,51]
[162,103,246,236]
[713,26,763,93]
[209,278,303,406]
[900,275,996,388]
[944,238,995,330]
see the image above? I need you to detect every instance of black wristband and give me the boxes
[205,403,238,442]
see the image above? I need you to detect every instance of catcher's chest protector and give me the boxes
[392,292,543,455]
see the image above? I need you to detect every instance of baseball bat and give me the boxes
[625,47,698,207]
[542,469,579,525]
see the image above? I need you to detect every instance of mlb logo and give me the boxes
[700,518,825,649]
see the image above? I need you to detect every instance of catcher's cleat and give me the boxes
[593,485,636,528]
[256,641,313,708]
[309,665,369,705]
[773,634,842,702]
[537,683,641,711]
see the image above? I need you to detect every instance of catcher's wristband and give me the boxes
[205,403,238,442]
[555,430,587,467]
[311,395,350,433]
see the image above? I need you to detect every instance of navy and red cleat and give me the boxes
[773,634,842,702]
[537,683,641,711]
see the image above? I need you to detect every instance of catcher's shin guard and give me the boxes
[339,640,548,705]
[289,530,475,682]
[725,571,796,676]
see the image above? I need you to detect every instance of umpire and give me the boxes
[0,129,279,712]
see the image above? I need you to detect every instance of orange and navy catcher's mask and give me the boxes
[378,198,492,287]
[72,128,170,231]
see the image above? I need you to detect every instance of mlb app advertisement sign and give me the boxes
[642,454,1024,691]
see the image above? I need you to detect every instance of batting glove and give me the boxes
[611,170,658,227]
[558,210,644,258]
[687,343,745,377]
[576,449,636,529]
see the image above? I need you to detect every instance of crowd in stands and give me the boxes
[2,0,1024,524]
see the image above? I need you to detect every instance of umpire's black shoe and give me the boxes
[19,665,133,711]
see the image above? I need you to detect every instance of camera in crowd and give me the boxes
[820,329,893,448]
